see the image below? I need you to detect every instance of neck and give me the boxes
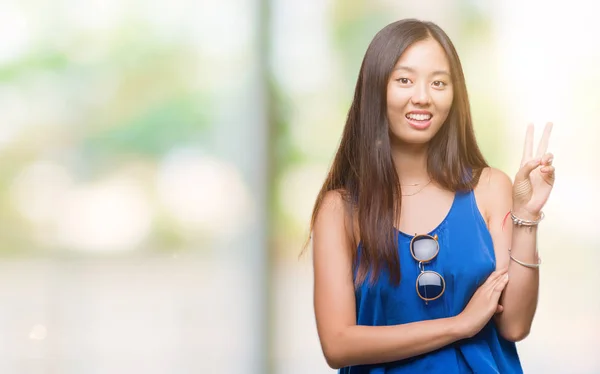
[390,141,430,185]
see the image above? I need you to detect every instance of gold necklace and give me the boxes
[400,178,430,187]
[401,179,432,196]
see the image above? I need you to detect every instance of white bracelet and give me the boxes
[508,248,541,269]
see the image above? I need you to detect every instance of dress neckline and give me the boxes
[395,191,460,239]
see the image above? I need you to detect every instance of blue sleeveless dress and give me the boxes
[341,190,523,373]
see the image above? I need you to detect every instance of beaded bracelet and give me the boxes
[510,211,545,226]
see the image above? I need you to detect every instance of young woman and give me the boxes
[309,19,555,373]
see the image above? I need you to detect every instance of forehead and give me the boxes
[394,38,450,72]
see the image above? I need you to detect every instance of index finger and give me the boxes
[521,123,534,166]
[486,268,508,284]
[536,122,553,157]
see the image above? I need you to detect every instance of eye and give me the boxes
[432,80,447,88]
[396,78,412,84]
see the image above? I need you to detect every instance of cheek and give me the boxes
[386,86,410,111]
[437,90,454,113]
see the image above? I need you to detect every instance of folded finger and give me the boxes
[542,152,554,165]
[541,165,555,174]
[516,158,542,181]
[485,268,508,287]
[492,273,510,294]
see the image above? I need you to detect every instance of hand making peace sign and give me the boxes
[512,122,555,218]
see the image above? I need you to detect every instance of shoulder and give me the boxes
[476,167,513,192]
[316,190,351,230]
[313,190,358,250]
[319,189,348,214]
[474,167,513,222]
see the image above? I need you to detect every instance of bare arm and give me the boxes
[483,167,539,342]
[485,123,555,342]
[312,191,467,369]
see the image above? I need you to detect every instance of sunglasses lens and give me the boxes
[417,271,444,300]
[412,237,439,262]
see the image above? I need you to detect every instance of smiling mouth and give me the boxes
[405,113,432,121]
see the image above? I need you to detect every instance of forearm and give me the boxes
[322,317,465,369]
[496,221,540,341]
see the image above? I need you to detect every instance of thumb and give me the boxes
[495,304,504,314]
[516,158,541,181]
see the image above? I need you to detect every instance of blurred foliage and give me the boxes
[330,3,395,97]
[0,14,214,255]
[0,1,508,257]
[82,93,209,164]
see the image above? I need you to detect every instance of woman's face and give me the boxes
[386,38,454,146]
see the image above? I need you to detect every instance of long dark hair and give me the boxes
[308,19,488,287]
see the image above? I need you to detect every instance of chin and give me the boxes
[390,128,438,147]
[389,118,444,146]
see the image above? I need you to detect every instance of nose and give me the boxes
[410,83,431,106]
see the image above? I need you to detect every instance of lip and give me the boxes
[407,110,432,115]
[405,111,433,130]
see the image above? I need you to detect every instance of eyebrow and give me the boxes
[393,65,451,77]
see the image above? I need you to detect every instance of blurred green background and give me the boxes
[0,0,598,373]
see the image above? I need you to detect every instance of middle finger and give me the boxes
[536,122,553,158]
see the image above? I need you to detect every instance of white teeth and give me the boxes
[406,113,432,121]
